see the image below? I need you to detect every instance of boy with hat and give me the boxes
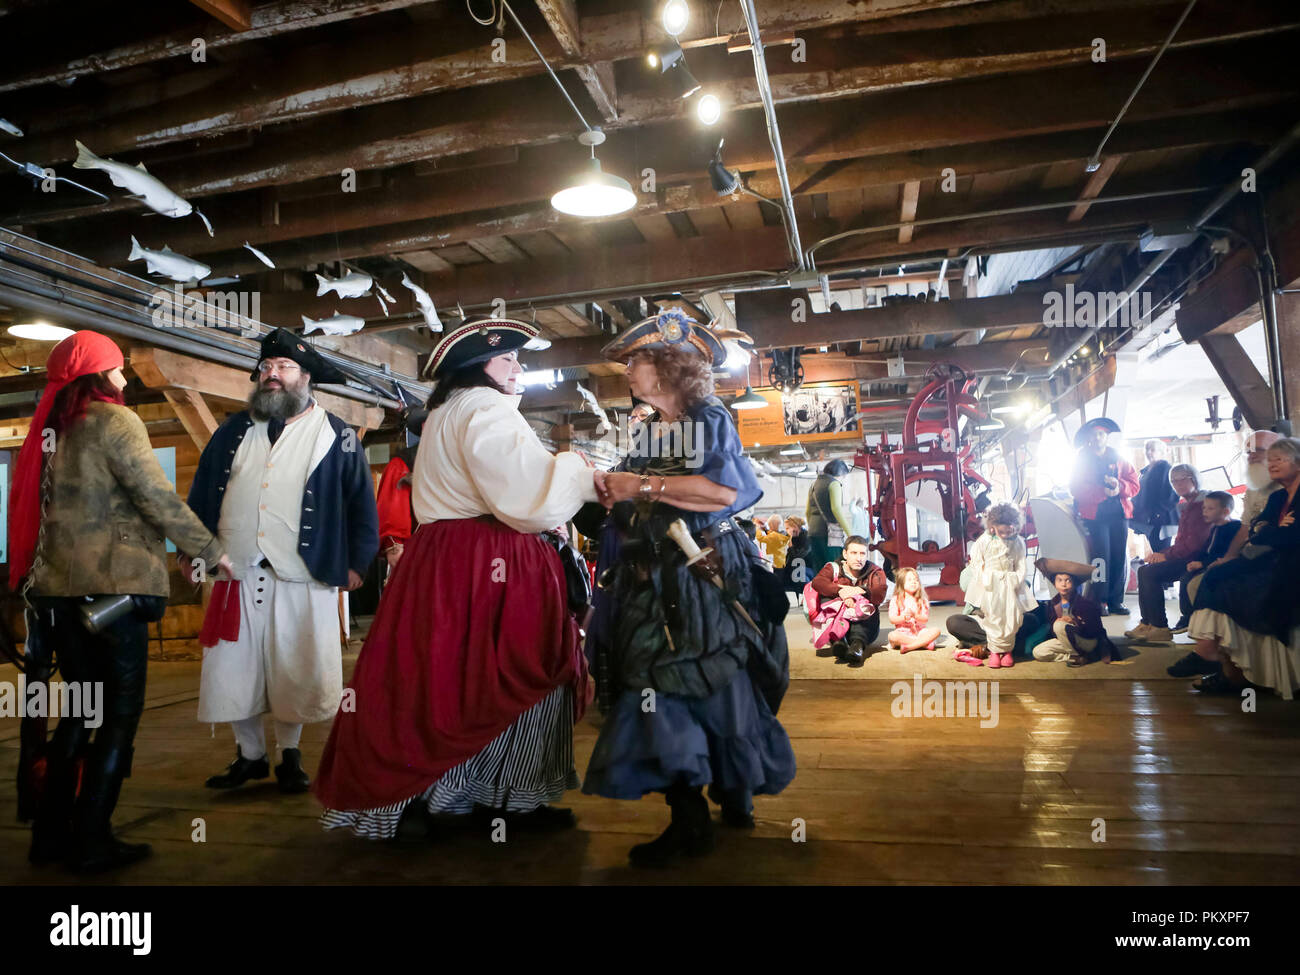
[186,328,379,794]
[1031,559,1112,664]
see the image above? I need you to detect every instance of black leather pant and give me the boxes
[28,595,154,848]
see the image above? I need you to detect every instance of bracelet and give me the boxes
[639,474,652,496]
[656,476,667,498]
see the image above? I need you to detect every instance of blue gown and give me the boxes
[581,398,796,810]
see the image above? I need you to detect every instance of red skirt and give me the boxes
[313,517,586,812]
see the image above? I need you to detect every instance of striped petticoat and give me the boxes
[320,685,577,840]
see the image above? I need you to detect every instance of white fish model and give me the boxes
[0,118,22,137]
[575,382,612,435]
[128,235,210,282]
[373,282,396,317]
[73,140,213,235]
[400,272,442,332]
[315,270,374,300]
[301,313,365,336]
[243,241,275,268]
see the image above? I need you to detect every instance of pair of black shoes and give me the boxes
[831,639,866,667]
[206,746,309,794]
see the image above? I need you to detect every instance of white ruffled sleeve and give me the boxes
[460,392,598,533]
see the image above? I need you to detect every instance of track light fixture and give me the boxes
[708,139,741,196]
[696,92,721,125]
[646,40,701,98]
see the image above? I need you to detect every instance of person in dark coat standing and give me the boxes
[805,459,854,572]
[1131,439,1180,553]
[1069,417,1140,615]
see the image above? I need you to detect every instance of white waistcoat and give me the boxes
[218,404,331,582]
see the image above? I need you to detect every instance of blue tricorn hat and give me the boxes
[600,307,729,368]
[424,316,551,378]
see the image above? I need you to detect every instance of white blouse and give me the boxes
[410,386,597,534]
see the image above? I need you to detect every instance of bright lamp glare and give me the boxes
[8,322,74,342]
[519,369,557,387]
[551,158,637,217]
[662,0,689,36]
[697,93,721,125]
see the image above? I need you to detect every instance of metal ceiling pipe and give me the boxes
[1033,117,1300,382]
[738,0,804,271]
[0,276,404,410]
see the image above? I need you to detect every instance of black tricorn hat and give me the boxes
[1073,416,1122,447]
[250,327,346,385]
[423,316,550,378]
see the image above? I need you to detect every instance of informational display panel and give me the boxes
[734,382,861,447]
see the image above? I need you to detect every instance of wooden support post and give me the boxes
[1199,333,1274,431]
[163,388,220,449]
[187,0,252,31]
[1277,291,1300,432]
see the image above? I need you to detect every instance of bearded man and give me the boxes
[185,329,378,793]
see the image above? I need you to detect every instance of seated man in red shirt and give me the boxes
[807,536,888,667]
[1126,463,1211,644]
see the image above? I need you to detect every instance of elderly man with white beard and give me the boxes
[184,329,378,794]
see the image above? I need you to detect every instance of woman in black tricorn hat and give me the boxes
[576,309,795,868]
[1069,416,1140,615]
[315,317,602,839]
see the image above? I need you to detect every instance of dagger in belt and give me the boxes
[665,518,764,636]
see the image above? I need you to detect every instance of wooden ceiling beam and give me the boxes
[535,0,618,122]
[898,181,921,244]
[0,1,443,94]
[11,2,1295,173]
[187,0,252,32]
[1068,155,1125,222]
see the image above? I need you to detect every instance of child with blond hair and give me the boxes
[886,566,942,652]
[963,502,1036,668]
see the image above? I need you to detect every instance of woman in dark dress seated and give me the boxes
[1187,438,1300,697]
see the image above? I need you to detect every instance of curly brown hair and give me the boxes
[633,345,714,410]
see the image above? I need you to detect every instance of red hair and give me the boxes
[47,371,124,435]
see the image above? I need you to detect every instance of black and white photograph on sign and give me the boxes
[782,384,859,436]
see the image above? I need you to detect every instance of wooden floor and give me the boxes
[2,653,1299,884]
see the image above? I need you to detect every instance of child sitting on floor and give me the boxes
[964,502,1036,669]
[886,566,943,653]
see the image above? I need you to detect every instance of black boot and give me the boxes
[629,784,715,868]
[205,747,270,789]
[67,732,151,874]
[28,742,83,866]
[274,748,310,794]
[830,640,850,661]
[845,639,866,667]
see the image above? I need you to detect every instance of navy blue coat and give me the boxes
[187,409,379,588]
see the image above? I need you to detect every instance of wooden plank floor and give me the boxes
[2,655,1299,884]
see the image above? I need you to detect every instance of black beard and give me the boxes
[249,382,310,421]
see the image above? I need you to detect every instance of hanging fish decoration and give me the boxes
[400,272,442,332]
[373,281,396,317]
[1,150,108,202]
[127,236,210,282]
[243,241,275,268]
[73,140,213,235]
[315,269,375,300]
[301,313,365,336]
[575,382,612,435]
[0,118,23,137]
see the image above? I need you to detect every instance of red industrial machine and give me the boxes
[853,364,992,602]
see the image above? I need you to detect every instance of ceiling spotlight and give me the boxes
[646,41,701,98]
[731,386,767,409]
[708,139,741,196]
[696,92,721,125]
[662,0,689,36]
[551,130,637,217]
[8,322,74,341]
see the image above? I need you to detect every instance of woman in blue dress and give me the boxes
[575,309,795,868]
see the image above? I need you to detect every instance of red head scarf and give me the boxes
[8,330,124,589]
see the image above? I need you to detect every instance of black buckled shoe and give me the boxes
[830,640,850,660]
[1108,604,1131,616]
[1167,652,1220,678]
[205,747,270,789]
[274,748,311,794]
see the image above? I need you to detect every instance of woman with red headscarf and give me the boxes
[13,330,231,873]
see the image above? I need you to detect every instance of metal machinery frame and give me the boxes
[854,365,991,602]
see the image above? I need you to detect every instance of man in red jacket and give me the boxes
[808,536,888,666]
[1069,417,1140,615]
[375,408,426,571]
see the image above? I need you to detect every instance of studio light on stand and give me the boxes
[551,129,636,218]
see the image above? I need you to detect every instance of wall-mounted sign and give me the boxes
[734,382,861,446]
